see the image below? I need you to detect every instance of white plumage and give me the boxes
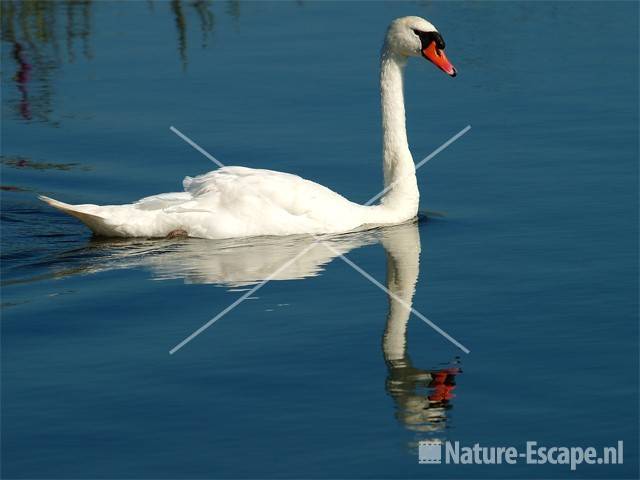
[40,16,454,240]
[41,166,372,238]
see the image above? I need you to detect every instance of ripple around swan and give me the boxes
[1,208,437,288]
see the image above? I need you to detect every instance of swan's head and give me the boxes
[385,16,456,77]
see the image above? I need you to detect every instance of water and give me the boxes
[1,1,638,478]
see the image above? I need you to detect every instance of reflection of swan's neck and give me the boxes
[382,224,421,361]
[380,45,419,217]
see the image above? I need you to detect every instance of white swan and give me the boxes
[39,16,456,239]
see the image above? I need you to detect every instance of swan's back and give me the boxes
[40,166,368,239]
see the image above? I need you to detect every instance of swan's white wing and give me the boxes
[134,192,192,210]
[183,166,350,214]
[174,166,366,238]
[40,166,369,239]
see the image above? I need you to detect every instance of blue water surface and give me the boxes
[1,1,638,478]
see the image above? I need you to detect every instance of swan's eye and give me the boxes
[413,30,446,51]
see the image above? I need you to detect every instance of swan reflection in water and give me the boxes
[39,229,379,287]
[380,222,461,435]
[36,218,461,436]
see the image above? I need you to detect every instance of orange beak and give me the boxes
[422,41,456,77]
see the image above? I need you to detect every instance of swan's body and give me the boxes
[40,16,456,239]
[40,167,390,238]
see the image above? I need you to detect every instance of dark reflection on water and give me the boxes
[1,0,61,123]
[170,0,218,67]
[1,155,91,172]
[10,42,33,120]
[171,0,188,70]
[192,1,216,48]
[0,0,220,123]
[2,0,94,124]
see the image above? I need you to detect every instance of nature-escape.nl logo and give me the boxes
[418,440,624,471]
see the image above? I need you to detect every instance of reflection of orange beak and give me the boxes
[422,41,456,77]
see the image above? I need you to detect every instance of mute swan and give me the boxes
[39,16,456,239]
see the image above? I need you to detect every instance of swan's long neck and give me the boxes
[379,45,419,218]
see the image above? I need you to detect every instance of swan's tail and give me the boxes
[38,195,120,237]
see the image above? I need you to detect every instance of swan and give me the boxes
[39,16,456,239]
